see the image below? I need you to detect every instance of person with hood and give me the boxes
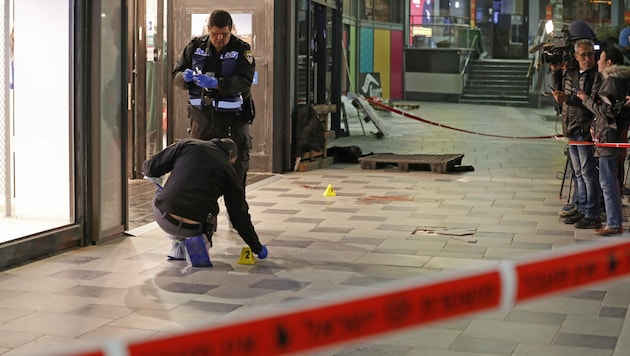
[617,27,630,194]
[578,46,630,236]
[619,27,630,53]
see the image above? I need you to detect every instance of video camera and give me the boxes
[529,19,600,68]
[540,31,572,65]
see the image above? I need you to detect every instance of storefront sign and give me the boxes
[359,72,382,98]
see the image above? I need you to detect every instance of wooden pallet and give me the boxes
[359,153,470,173]
[392,101,421,110]
[296,156,335,172]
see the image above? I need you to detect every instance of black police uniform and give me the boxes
[172,34,255,188]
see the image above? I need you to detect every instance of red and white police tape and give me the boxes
[365,97,562,140]
[569,141,630,148]
[366,98,630,149]
[65,238,630,356]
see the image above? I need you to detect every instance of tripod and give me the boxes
[559,153,574,205]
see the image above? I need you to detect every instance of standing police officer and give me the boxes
[172,9,255,190]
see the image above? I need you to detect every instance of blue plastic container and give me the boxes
[184,235,212,267]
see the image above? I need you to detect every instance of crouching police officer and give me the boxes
[143,138,268,260]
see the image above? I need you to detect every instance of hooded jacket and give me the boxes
[582,64,630,157]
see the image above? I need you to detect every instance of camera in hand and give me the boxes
[530,19,599,68]
[541,37,572,65]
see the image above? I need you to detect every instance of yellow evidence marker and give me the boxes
[237,247,256,265]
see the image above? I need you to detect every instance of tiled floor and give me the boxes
[1,101,630,355]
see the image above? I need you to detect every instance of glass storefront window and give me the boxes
[0,0,73,243]
[361,0,403,23]
[409,0,470,48]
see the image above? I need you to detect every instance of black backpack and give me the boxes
[327,146,363,163]
[294,104,325,157]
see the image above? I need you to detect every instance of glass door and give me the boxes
[169,0,271,172]
[128,0,168,180]
[145,0,167,157]
[96,0,126,240]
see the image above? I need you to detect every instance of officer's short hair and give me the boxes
[209,10,233,29]
[220,138,238,161]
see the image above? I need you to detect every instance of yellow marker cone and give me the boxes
[237,247,256,265]
[323,184,336,197]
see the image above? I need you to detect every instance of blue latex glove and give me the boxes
[193,73,218,89]
[182,68,194,83]
[257,245,268,259]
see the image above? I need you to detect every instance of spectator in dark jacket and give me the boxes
[551,39,603,229]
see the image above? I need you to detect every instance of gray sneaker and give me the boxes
[559,207,579,218]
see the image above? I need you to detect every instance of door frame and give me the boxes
[167,0,275,172]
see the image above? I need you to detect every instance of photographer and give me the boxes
[577,46,630,236]
[552,39,603,229]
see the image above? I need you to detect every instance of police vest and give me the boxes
[189,37,244,112]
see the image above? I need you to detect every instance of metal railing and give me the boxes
[460,33,479,76]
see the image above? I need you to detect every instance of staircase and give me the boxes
[459,59,532,107]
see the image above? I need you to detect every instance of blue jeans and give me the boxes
[568,136,601,219]
[599,155,623,228]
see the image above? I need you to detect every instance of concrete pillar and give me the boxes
[611,0,625,29]
[528,0,540,46]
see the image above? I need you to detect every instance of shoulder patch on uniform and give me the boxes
[244,50,254,64]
